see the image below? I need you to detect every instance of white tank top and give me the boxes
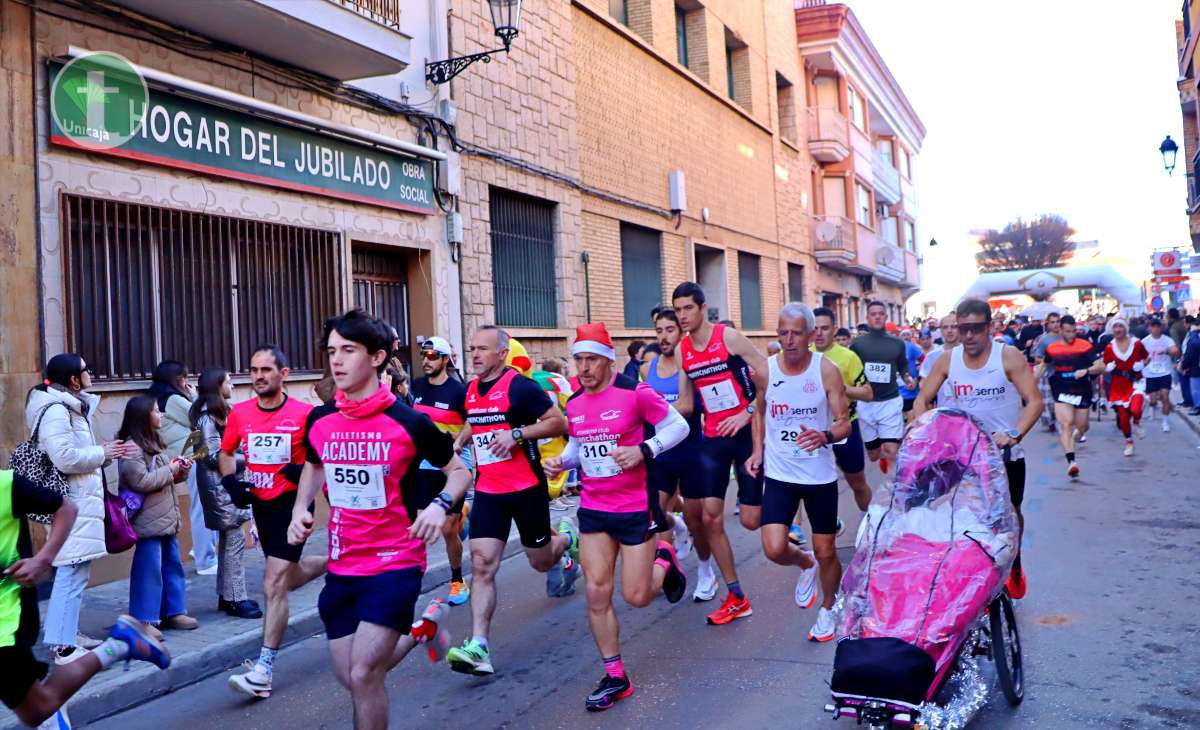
[947,343,1021,438]
[764,354,838,484]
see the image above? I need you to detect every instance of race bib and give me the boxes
[777,428,820,458]
[699,380,739,413]
[326,464,385,510]
[864,362,892,384]
[580,439,621,478]
[1056,393,1083,406]
[247,432,290,465]
[472,431,511,467]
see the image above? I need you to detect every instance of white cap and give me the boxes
[421,336,452,357]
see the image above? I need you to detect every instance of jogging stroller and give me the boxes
[825,408,1025,729]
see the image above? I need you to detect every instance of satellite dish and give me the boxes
[876,246,895,265]
[815,220,838,242]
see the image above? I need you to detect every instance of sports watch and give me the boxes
[745,404,756,415]
[511,428,525,443]
[432,491,455,512]
[822,430,835,446]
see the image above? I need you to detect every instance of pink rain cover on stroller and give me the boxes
[839,408,1019,677]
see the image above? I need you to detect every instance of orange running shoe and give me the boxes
[706,593,753,625]
[879,458,889,474]
[1005,568,1027,599]
[1067,462,1080,478]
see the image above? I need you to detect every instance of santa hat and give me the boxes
[572,323,616,361]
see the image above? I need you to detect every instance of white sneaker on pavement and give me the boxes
[1123,441,1134,457]
[54,646,89,666]
[229,660,272,699]
[671,518,692,562]
[808,606,836,642]
[1134,422,1145,440]
[1162,418,1171,433]
[794,552,818,609]
[692,561,718,602]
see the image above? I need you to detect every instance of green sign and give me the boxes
[48,59,435,214]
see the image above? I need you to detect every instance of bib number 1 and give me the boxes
[699,380,739,413]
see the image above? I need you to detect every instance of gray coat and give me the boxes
[119,444,184,539]
[194,409,250,531]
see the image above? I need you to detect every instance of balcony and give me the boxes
[107,0,411,80]
[807,107,850,163]
[874,242,907,285]
[872,153,901,205]
[903,249,921,290]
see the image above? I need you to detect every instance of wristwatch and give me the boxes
[1006,428,1022,443]
[822,430,835,446]
[745,404,756,415]
[638,443,654,463]
[432,491,455,512]
[511,428,525,443]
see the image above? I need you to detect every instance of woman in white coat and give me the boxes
[24,354,135,664]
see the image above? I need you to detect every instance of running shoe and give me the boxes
[1005,568,1027,600]
[788,524,808,547]
[1162,419,1171,433]
[1067,462,1080,478]
[110,615,171,670]
[585,673,633,712]
[447,580,470,607]
[1134,422,1145,440]
[546,556,581,598]
[228,660,272,698]
[559,519,580,563]
[878,458,889,475]
[670,518,692,562]
[808,606,836,642]
[706,592,752,625]
[1123,441,1134,457]
[692,570,719,602]
[54,646,89,666]
[836,517,845,538]
[655,541,687,604]
[447,638,494,675]
[36,707,70,730]
[75,632,103,650]
[548,496,572,511]
[1077,434,1087,444]
[794,553,818,609]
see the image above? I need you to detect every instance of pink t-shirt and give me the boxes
[221,396,313,501]
[304,392,455,576]
[566,375,670,513]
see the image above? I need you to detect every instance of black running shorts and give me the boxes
[470,485,551,548]
[577,507,662,546]
[252,490,313,563]
[761,478,839,534]
[833,420,867,475]
[1003,455,1026,508]
[318,567,422,641]
[689,426,763,505]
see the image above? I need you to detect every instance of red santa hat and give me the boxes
[571,322,616,361]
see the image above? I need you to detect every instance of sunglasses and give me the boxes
[956,322,989,335]
[421,350,446,361]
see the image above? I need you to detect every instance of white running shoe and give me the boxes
[794,553,818,609]
[1134,422,1145,440]
[808,606,836,642]
[1123,441,1134,457]
[1162,418,1171,433]
[197,563,219,576]
[692,562,718,602]
[671,519,692,562]
[228,661,272,699]
[1077,434,1087,444]
[54,646,89,666]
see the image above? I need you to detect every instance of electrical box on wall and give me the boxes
[438,152,462,196]
[447,212,463,244]
[669,170,686,212]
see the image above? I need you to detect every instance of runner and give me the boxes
[1,470,170,729]
[672,282,767,623]
[1038,315,1104,477]
[1103,317,1149,456]
[913,297,1043,599]
[917,313,960,406]
[752,304,851,642]
[445,325,579,675]
[410,336,471,607]
[1141,317,1180,432]
[640,307,699,563]
[898,328,923,422]
[543,323,690,711]
[288,310,472,730]
[1031,313,1063,433]
[849,301,914,474]
[221,345,326,699]
[810,306,873,511]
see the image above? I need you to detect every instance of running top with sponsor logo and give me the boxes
[566,374,670,513]
[1042,337,1098,397]
[680,323,755,438]
[946,343,1021,448]
[411,376,467,470]
[642,355,701,461]
[763,354,837,484]
[813,344,863,421]
[304,388,454,576]
[465,368,554,494]
[222,395,313,501]
[849,330,909,403]
[918,345,958,405]
[1141,334,1175,379]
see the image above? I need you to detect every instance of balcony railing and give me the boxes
[871,152,901,205]
[337,0,401,29]
[811,215,855,254]
[807,107,850,163]
[874,242,907,283]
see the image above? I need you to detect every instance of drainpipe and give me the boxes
[581,251,592,322]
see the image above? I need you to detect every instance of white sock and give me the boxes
[93,638,130,669]
[698,557,713,577]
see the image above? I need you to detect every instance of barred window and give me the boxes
[619,223,662,329]
[490,188,557,328]
[62,194,343,380]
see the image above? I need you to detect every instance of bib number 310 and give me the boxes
[580,440,621,478]
[327,464,385,510]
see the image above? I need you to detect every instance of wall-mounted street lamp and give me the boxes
[426,0,523,85]
[1161,135,1179,174]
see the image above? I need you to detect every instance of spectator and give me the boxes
[147,361,215,576]
[1017,317,1045,363]
[189,368,260,620]
[834,327,852,347]
[117,396,198,636]
[623,340,646,380]
[24,354,133,665]
[1168,308,1187,348]
[766,341,782,356]
[1183,317,1200,415]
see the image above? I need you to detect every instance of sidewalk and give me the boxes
[1,514,533,729]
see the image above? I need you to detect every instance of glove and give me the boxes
[280,463,304,485]
[221,474,254,509]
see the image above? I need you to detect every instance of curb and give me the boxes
[1174,405,1200,439]
[1,529,529,730]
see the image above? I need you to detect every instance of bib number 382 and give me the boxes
[326,464,385,510]
[248,432,290,465]
[864,362,892,385]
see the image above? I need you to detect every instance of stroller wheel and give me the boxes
[989,592,1024,705]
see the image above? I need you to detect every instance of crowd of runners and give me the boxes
[4,278,1193,729]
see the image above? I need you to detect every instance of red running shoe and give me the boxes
[1005,568,1027,599]
[879,458,889,474]
[706,592,753,625]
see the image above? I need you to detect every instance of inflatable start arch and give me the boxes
[957,265,1144,313]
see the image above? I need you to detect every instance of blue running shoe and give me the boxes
[110,615,171,670]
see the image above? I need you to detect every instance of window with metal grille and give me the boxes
[353,246,410,364]
[737,251,762,330]
[619,223,662,328]
[62,194,343,380]
[787,262,804,303]
[490,188,557,328]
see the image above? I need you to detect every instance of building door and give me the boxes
[694,244,727,322]
[352,245,410,369]
[787,263,804,303]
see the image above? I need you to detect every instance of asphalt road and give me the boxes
[91,410,1200,729]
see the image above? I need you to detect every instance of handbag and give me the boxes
[103,487,137,554]
[8,403,71,524]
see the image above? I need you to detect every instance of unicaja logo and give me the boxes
[50,52,148,150]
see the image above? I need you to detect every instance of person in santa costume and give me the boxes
[1103,317,1149,456]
